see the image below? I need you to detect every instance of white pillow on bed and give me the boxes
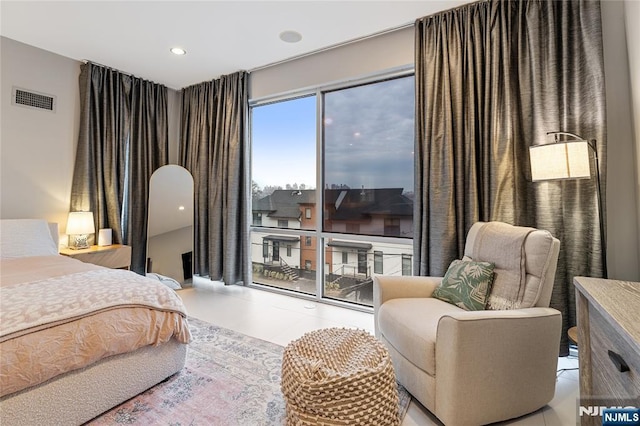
[0,219,59,258]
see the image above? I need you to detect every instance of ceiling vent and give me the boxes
[12,87,56,112]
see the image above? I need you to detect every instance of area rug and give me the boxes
[87,317,411,425]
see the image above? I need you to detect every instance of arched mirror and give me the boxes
[147,165,194,288]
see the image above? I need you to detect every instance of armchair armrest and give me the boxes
[434,307,562,426]
[440,306,560,321]
[373,275,442,306]
[373,275,442,337]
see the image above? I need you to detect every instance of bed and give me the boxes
[0,219,191,425]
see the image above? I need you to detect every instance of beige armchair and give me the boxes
[374,222,562,426]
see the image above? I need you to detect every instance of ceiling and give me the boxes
[0,1,469,90]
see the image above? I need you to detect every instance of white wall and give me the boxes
[601,0,640,281]
[0,37,80,230]
[250,26,414,100]
[0,36,182,235]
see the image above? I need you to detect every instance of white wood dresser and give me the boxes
[574,276,640,426]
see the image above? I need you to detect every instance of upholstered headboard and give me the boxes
[0,219,59,258]
[48,222,59,248]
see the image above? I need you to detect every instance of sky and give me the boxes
[251,75,415,193]
[252,95,317,189]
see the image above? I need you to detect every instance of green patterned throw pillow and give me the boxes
[432,260,495,311]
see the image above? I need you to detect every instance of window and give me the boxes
[384,218,400,237]
[323,76,414,238]
[324,238,411,305]
[374,251,383,274]
[277,219,289,228]
[252,95,316,231]
[357,250,367,274]
[250,95,316,294]
[402,254,412,276]
[346,223,360,233]
[251,75,414,307]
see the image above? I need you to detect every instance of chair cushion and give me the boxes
[432,260,494,310]
[378,298,463,376]
[465,221,556,309]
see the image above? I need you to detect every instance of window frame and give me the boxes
[374,250,383,274]
[402,254,412,276]
[249,67,415,311]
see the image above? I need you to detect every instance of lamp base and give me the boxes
[70,234,90,250]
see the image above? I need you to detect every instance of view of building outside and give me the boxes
[251,75,415,307]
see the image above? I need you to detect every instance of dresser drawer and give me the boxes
[588,306,640,402]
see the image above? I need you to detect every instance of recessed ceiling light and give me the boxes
[279,30,302,43]
[170,47,187,56]
[178,205,185,211]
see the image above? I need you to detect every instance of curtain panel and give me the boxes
[414,0,606,354]
[180,71,250,286]
[70,62,168,274]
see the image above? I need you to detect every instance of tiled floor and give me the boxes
[178,277,579,426]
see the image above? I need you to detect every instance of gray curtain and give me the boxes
[180,71,250,286]
[70,62,168,274]
[414,0,606,355]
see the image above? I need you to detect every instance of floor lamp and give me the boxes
[529,131,607,278]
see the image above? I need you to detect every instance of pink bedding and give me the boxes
[0,255,190,397]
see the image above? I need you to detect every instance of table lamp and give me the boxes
[66,211,95,249]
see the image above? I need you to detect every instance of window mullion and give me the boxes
[315,89,324,302]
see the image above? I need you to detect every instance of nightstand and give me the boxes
[60,244,132,270]
[574,277,640,425]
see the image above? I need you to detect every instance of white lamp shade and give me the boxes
[529,141,591,181]
[66,211,95,235]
